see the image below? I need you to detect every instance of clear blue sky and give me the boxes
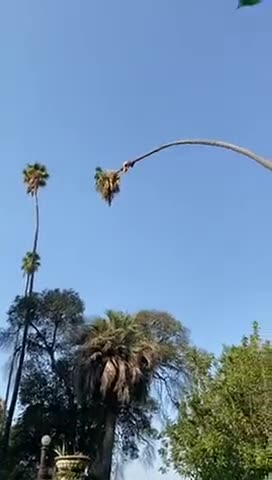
[0,1,271,478]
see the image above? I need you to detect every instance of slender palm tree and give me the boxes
[75,310,188,480]
[94,138,272,204]
[1,252,42,433]
[1,163,49,462]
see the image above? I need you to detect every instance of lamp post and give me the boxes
[37,435,52,480]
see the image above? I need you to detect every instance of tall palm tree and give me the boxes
[94,138,272,204]
[75,310,189,480]
[1,163,49,462]
[1,252,42,433]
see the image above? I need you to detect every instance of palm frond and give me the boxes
[101,359,117,398]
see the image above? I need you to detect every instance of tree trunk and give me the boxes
[91,409,117,480]
[117,138,272,173]
[1,273,30,434]
[1,329,20,434]
[0,192,40,467]
[0,276,35,463]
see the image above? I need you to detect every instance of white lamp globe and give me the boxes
[41,435,51,447]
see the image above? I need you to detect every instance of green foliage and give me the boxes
[21,251,41,276]
[75,309,191,479]
[75,309,190,409]
[94,167,120,206]
[1,289,86,479]
[23,163,49,195]
[238,0,262,7]
[164,324,272,480]
[1,293,192,479]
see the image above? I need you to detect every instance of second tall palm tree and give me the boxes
[1,164,49,464]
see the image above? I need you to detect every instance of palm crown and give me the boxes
[94,167,120,206]
[76,310,188,408]
[21,252,41,276]
[23,163,49,195]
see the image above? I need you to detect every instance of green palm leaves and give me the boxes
[21,163,49,277]
[94,167,120,206]
[23,163,49,195]
[77,310,159,405]
[76,310,187,410]
[238,0,262,6]
[21,252,41,276]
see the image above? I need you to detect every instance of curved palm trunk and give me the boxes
[117,138,272,173]
[1,192,40,463]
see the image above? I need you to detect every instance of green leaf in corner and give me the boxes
[238,0,262,7]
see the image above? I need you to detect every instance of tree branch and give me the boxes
[29,321,74,401]
[51,322,59,351]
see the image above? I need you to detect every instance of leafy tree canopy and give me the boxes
[163,323,272,480]
[1,291,194,480]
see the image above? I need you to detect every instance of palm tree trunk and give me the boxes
[1,280,34,456]
[1,192,40,463]
[117,138,272,173]
[1,329,21,434]
[1,274,31,433]
[99,409,117,480]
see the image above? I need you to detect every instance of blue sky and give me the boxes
[0,0,271,478]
